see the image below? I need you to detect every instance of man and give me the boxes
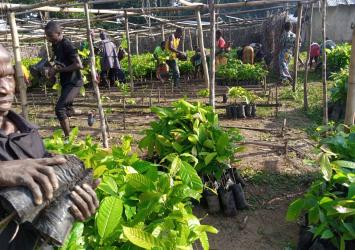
[190,47,203,79]
[45,21,83,138]
[279,21,296,82]
[165,28,184,87]
[310,42,321,68]
[0,44,98,249]
[99,31,125,88]
[215,30,228,68]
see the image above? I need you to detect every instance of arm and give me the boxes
[56,55,83,73]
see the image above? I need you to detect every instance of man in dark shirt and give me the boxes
[45,21,83,138]
[0,44,98,249]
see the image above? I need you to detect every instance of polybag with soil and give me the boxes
[0,155,93,246]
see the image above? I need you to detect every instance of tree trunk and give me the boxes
[209,0,216,109]
[196,9,210,89]
[125,11,134,91]
[304,3,313,111]
[322,0,328,125]
[345,26,355,125]
[293,2,303,92]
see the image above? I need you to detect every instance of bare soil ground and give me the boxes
[15,82,320,250]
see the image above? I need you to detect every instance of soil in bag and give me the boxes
[34,169,93,246]
[251,104,257,117]
[231,183,249,210]
[203,189,221,214]
[296,225,314,250]
[231,105,238,119]
[245,104,252,117]
[217,186,237,217]
[237,104,246,118]
[0,155,85,223]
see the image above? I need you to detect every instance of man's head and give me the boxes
[0,45,15,115]
[160,41,165,49]
[284,21,292,32]
[216,30,222,39]
[174,28,183,39]
[45,21,63,44]
[100,31,108,41]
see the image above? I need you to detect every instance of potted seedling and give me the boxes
[228,87,249,119]
[244,91,260,117]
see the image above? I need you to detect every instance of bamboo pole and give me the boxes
[161,24,165,40]
[188,29,193,50]
[125,11,134,91]
[293,2,303,92]
[345,25,355,125]
[84,1,108,148]
[182,28,186,52]
[304,3,313,111]
[321,0,328,125]
[196,9,210,89]
[135,33,139,55]
[8,12,28,120]
[209,0,216,109]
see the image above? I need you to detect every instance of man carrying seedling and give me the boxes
[279,21,296,82]
[0,44,99,249]
[44,21,83,138]
[165,28,185,87]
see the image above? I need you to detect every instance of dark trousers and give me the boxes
[55,84,81,121]
[166,59,180,86]
[100,68,126,88]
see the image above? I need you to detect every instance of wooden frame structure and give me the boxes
[0,0,336,147]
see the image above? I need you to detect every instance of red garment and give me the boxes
[217,37,226,49]
[310,43,320,58]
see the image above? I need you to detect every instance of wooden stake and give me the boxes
[9,12,28,120]
[125,11,134,91]
[303,3,313,111]
[209,0,216,109]
[345,25,355,125]
[322,0,328,125]
[161,24,165,40]
[84,1,108,148]
[182,28,186,52]
[188,29,193,50]
[135,33,139,55]
[196,9,210,89]
[293,2,303,92]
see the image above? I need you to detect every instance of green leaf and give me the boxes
[308,206,320,224]
[123,226,160,249]
[170,156,182,177]
[216,133,228,155]
[98,176,118,196]
[348,183,355,199]
[340,237,345,250]
[204,152,217,165]
[320,154,332,181]
[203,139,215,150]
[179,161,203,191]
[195,225,218,234]
[96,196,123,240]
[286,198,304,221]
[172,142,184,153]
[188,134,199,144]
[342,222,355,238]
[333,160,355,170]
[321,229,334,239]
[126,173,154,192]
[60,222,84,250]
[199,232,209,250]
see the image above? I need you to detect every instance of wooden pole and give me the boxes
[345,25,355,125]
[161,24,165,40]
[135,33,139,55]
[182,28,186,52]
[209,0,216,109]
[293,2,303,92]
[196,9,210,89]
[125,11,134,91]
[303,3,313,111]
[321,0,328,125]
[8,12,28,120]
[84,1,108,148]
[188,29,193,50]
